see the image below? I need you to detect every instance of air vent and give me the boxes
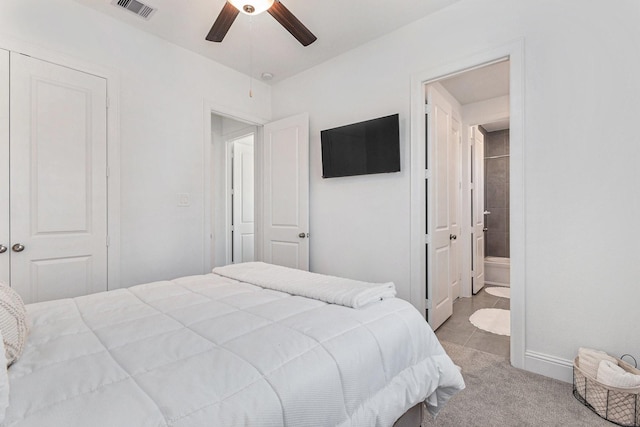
[112,0,156,20]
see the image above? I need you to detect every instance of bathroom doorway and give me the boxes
[410,42,525,368]
[422,59,512,358]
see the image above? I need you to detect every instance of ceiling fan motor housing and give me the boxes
[229,0,275,15]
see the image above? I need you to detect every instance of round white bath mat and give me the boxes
[485,287,510,299]
[469,309,510,336]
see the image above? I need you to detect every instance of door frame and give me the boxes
[0,36,122,290]
[0,49,9,285]
[410,39,526,369]
[203,101,267,272]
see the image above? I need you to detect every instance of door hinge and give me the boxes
[106,166,110,178]
[425,299,432,310]
[106,235,110,247]
[106,97,110,109]
[424,104,432,114]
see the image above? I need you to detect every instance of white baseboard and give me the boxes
[524,350,574,383]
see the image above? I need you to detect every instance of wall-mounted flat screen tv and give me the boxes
[321,113,400,178]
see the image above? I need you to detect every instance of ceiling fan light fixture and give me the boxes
[229,0,274,15]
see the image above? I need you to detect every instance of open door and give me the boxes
[471,125,486,293]
[427,85,454,330]
[450,118,462,300]
[262,113,309,270]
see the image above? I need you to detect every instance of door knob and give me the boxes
[449,234,457,240]
[0,245,6,254]
[12,243,25,252]
[298,233,308,238]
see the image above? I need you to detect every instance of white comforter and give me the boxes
[3,270,464,427]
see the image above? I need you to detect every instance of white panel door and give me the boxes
[450,117,462,300]
[428,86,453,330]
[10,53,108,303]
[472,126,486,293]
[263,113,309,270]
[0,50,8,284]
[232,138,255,263]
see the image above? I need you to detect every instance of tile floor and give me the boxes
[435,287,510,358]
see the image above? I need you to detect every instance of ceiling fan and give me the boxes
[206,0,317,47]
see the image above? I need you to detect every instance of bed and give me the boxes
[0,262,464,426]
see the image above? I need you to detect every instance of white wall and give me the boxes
[0,0,271,287]
[271,0,640,376]
[462,95,510,128]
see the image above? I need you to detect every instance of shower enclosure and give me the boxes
[483,128,510,286]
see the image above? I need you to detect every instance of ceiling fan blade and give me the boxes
[206,2,240,42]
[267,1,317,47]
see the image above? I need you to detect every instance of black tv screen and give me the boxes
[321,113,400,178]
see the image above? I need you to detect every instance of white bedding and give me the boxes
[213,262,397,308]
[2,270,464,426]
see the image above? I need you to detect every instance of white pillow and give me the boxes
[597,359,640,389]
[0,283,28,366]
[0,331,8,423]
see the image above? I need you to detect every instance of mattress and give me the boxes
[2,268,464,426]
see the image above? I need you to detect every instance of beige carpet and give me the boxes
[469,308,510,336]
[485,286,510,299]
[422,342,612,427]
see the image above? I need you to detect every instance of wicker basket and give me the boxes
[573,356,640,426]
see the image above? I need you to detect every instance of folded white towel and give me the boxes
[597,360,640,389]
[213,262,397,309]
[578,347,618,379]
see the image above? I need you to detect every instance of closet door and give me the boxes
[10,53,108,303]
[0,50,8,285]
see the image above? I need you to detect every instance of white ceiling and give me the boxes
[438,60,511,130]
[439,60,510,106]
[74,0,462,83]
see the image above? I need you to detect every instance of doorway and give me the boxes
[410,41,525,368]
[210,114,257,267]
[423,59,510,327]
[204,109,310,273]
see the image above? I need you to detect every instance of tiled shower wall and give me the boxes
[484,129,510,258]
